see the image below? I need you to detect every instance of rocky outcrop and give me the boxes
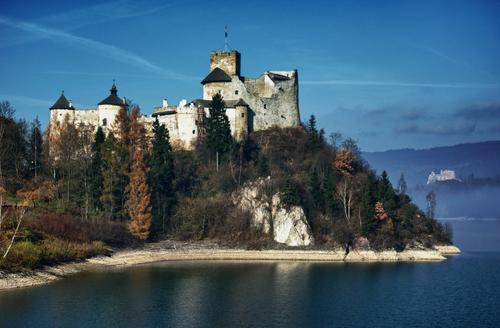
[233,179,314,247]
[233,179,272,234]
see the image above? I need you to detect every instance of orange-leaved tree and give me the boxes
[126,107,152,240]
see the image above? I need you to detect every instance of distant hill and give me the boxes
[363,141,500,218]
[363,140,500,187]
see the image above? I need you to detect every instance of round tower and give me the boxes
[234,99,249,142]
[97,82,125,132]
[49,91,75,125]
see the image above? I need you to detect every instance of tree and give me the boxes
[89,127,105,213]
[28,117,43,178]
[281,174,300,208]
[305,114,319,151]
[426,191,436,219]
[323,163,337,215]
[149,118,175,235]
[127,107,152,240]
[256,155,269,177]
[397,173,407,196]
[378,171,396,211]
[100,133,123,220]
[206,93,232,170]
[334,149,354,176]
[309,169,323,210]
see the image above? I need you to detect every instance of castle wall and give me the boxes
[98,104,122,133]
[74,109,98,128]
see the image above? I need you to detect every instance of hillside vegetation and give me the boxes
[0,98,452,272]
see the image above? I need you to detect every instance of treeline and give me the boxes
[1,94,452,257]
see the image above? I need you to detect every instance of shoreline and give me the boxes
[0,241,461,291]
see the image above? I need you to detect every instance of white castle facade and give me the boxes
[49,50,300,149]
[427,169,461,184]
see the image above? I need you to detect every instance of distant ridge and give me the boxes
[363,140,500,187]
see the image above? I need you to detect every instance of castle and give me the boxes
[427,170,461,184]
[49,50,300,148]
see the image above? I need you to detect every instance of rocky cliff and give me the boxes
[233,179,314,247]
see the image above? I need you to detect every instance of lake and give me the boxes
[1,218,499,328]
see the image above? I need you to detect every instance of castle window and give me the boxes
[263,104,267,109]
[241,113,245,118]
[102,118,107,126]
[192,130,196,134]
[235,90,239,95]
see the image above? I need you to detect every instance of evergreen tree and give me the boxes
[89,127,105,212]
[100,133,122,220]
[359,173,378,234]
[308,169,323,210]
[305,114,319,151]
[28,117,43,178]
[127,107,152,240]
[281,174,300,208]
[323,164,337,214]
[377,171,396,211]
[149,118,175,236]
[397,173,408,196]
[256,155,269,177]
[206,93,232,168]
[426,191,436,219]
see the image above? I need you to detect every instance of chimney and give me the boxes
[69,100,73,108]
[163,98,168,107]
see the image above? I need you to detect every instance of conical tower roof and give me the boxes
[50,91,73,110]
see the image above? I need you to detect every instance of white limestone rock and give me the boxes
[233,179,272,234]
[271,194,313,247]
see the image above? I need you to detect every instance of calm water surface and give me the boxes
[1,219,499,328]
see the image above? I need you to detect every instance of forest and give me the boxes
[0,95,452,272]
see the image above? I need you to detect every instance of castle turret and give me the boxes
[209,50,240,77]
[98,82,125,132]
[234,99,248,142]
[49,91,75,124]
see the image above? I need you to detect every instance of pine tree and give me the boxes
[100,133,122,220]
[281,174,300,208]
[127,107,152,240]
[377,171,396,211]
[28,116,43,178]
[206,93,232,169]
[305,114,319,151]
[397,173,407,196]
[149,118,175,236]
[89,127,105,212]
[256,155,269,177]
[323,163,337,215]
[308,169,323,210]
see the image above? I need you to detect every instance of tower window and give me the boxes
[102,118,107,126]
[235,90,239,95]
[263,104,267,109]
[192,130,196,134]
[241,113,245,118]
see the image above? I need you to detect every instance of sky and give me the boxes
[1,0,499,151]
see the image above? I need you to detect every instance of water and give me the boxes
[1,219,500,328]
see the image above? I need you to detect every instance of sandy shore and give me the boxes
[0,241,460,291]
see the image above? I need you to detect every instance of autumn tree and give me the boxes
[206,93,232,170]
[127,107,152,240]
[335,149,354,222]
[149,118,175,235]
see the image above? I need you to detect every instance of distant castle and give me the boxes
[427,170,461,184]
[49,50,300,148]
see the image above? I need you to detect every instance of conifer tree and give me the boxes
[256,155,269,177]
[28,117,43,178]
[149,118,175,235]
[305,114,319,151]
[323,164,337,214]
[127,107,152,240]
[206,93,232,169]
[89,127,105,212]
[100,133,122,220]
[397,173,408,196]
[377,171,396,211]
[281,174,300,208]
[308,169,323,210]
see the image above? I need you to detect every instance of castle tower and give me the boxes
[49,91,75,124]
[209,50,240,77]
[234,99,248,142]
[97,82,125,133]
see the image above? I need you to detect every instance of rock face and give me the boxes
[233,179,314,246]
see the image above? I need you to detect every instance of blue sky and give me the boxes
[1,0,499,151]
